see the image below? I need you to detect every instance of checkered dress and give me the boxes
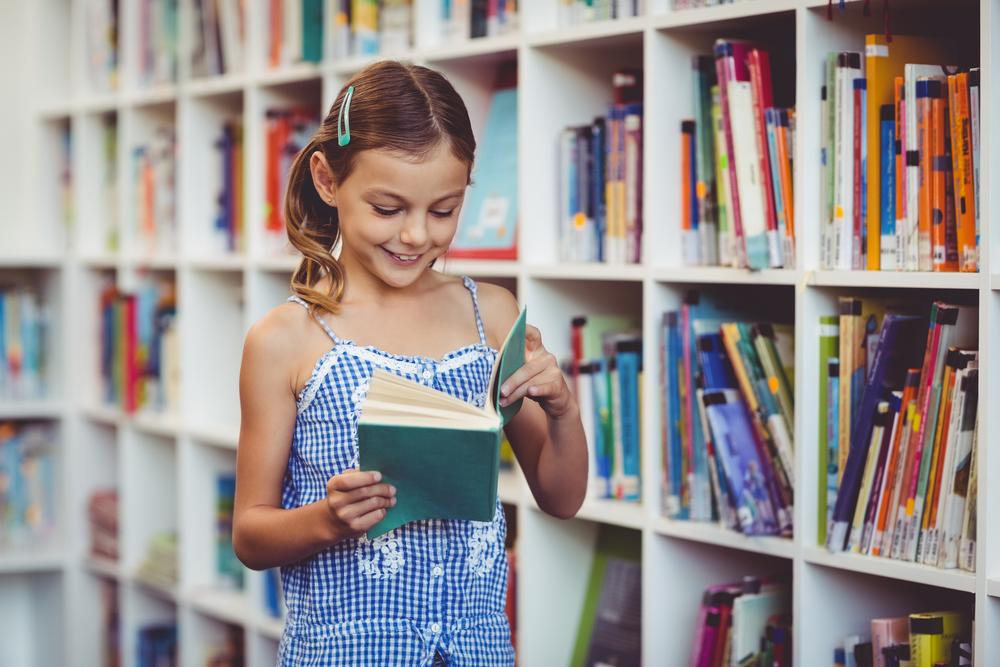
[279,277,514,667]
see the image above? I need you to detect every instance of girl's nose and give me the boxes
[399,214,428,247]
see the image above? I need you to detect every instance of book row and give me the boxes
[659,290,795,537]
[820,37,981,273]
[0,285,49,401]
[559,69,643,264]
[0,422,56,548]
[558,0,641,26]
[681,41,797,269]
[833,611,971,667]
[99,274,178,413]
[823,300,978,573]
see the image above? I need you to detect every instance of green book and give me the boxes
[358,307,527,538]
[818,314,839,545]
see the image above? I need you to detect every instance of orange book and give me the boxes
[870,368,920,556]
[864,35,951,270]
[930,79,956,271]
[681,120,694,234]
[920,358,957,539]
[916,78,936,271]
[948,73,977,271]
[269,0,283,68]
[776,109,795,259]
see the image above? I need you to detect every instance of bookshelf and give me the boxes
[1,0,998,664]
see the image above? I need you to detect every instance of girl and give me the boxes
[234,61,588,666]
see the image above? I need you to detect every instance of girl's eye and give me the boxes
[372,205,401,217]
[431,209,455,219]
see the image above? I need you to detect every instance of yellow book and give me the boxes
[908,611,969,667]
[864,35,951,270]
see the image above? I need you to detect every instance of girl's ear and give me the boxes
[309,150,338,207]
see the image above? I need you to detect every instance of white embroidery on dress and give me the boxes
[347,378,370,468]
[347,346,424,374]
[465,388,488,409]
[356,531,405,579]
[297,348,345,414]
[466,519,501,577]
[437,348,487,373]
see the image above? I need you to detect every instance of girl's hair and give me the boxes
[285,60,476,314]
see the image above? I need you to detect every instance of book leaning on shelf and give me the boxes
[682,41,796,269]
[823,299,979,573]
[357,307,526,538]
[660,290,795,537]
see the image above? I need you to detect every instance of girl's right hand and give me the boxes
[325,469,397,539]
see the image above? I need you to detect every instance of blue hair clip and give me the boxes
[338,85,354,147]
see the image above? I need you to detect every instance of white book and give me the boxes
[576,366,600,499]
[863,400,902,555]
[282,0,302,66]
[834,55,861,270]
[728,80,769,268]
[903,64,949,270]
[941,368,977,569]
[847,402,887,553]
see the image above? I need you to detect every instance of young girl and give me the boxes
[234,61,588,666]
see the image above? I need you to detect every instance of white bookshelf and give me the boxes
[2,0,998,665]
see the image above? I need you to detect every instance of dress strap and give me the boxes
[462,276,488,346]
[287,295,341,344]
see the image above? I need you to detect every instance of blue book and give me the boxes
[879,105,896,268]
[451,87,518,258]
[703,389,780,536]
[697,332,736,390]
[662,312,685,518]
[591,117,606,262]
[615,340,642,501]
[592,357,613,499]
[828,313,927,551]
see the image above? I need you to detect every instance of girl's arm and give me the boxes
[482,287,588,520]
[233,311,395,571]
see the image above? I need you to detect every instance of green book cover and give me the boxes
[301,0,324,63]
[818,314,839,545]
[359,307,526,538]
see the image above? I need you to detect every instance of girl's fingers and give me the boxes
[328,470,382,493]
[524,325,542,352]
[499,353,555,398]
[501,368,563,406]
[348,506,390,533]
[340,494,397,521]
[331,483,396,508]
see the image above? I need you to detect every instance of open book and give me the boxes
[358,306,527,538]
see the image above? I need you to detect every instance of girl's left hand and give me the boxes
[498,324,576,419]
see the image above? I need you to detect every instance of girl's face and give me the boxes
[319,142,469,289]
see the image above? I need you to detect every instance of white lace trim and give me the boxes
[437,348,490,373]
[466,519,501,577]
[348,346,425,374]
[356,531,405,579]
[296,347,345,414]
[347,378,370,468]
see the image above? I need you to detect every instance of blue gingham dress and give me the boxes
[279,276,514,666]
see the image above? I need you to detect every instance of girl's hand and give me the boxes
[498,324,577,420]
[325,470,397,539]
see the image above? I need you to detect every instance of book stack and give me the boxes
[84,0,120,91]
[660,291,795,537]
[821,38,980,272]
[137,0,179,86]
[191,0,247,77]
[682,42,796,270]
[263,107,320,253]
[823,300,978,573]
[833,611,971,667]
[558,0,640,26]
[132,125,177,257]
[88,488,119,562]
[99,274,179,414]
[691,576,791,667]
[135,531,178,590]
[0,422,56,548]
[214,119,244,254]
[568,315,642,502]
[559,68,643,264]
[217,472,243,589]
[0,285,48,401]
[137,624,177,667]
[329,1,414,59]
[266,0,324,68]
[439,0,519,42]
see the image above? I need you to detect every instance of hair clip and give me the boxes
[338,85,354,147]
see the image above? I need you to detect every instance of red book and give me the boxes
[747,48,779,263]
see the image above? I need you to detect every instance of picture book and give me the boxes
[358,307,527,538]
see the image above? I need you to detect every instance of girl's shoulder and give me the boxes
[243,299,325,370]
[465,280,520,350]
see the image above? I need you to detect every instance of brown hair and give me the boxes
[285,61,476,314]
